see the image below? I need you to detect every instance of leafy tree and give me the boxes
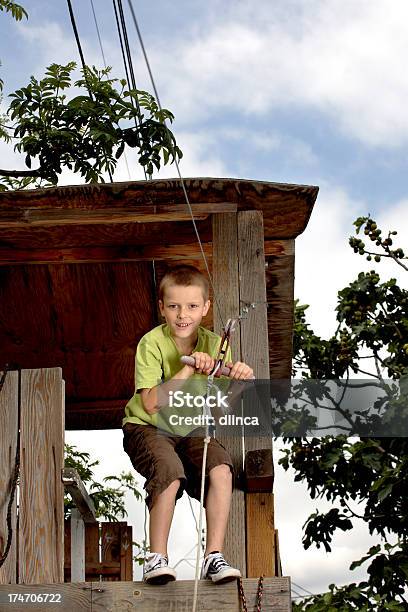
[0,62,182,190]
[64,444,147,564]
[281,216,408,611]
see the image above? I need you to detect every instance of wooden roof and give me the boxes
[0,177,318,429]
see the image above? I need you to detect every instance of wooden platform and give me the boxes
[0,578,291,611]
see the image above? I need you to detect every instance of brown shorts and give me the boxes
[123,423,234,511]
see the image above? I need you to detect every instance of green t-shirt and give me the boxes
[123,324,231,435]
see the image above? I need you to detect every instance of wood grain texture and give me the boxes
[0,201,235,228]
[246,493,276,578]
[19,368,65,584]
[0,370,18,584]
[212,213,246,577]
[0,263,155,430]
[265,240,295,379]
[101,523,133,582]
[70,509,85,583]
[90,578,291,612]
[0,578,291,611]
[0,218,212,250]
[0,243,213,266]
[0,177,318,238]
[237,211,270,452]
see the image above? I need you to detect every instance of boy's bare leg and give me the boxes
[149,479,180,556]
[204,464,233,555]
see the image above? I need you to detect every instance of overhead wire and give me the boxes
[113,0,148,180]
[66,0,113,182]
[89,0,107,68]
[126,0,226,330]
[89,0,132,180]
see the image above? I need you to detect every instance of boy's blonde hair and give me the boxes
[159,265,209,302]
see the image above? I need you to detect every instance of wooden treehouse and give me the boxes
[0,177,318,611]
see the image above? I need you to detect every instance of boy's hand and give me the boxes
[191,352,215,375]
[225,361,254,380]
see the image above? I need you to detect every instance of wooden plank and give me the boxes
[0,370,18,585]
[0,243,212,266]
[62,469,97,524]
[0,177,318,240]
[265,240,295,378]
[246,493,276,578]
[101,522,132,582]
[212,212,246,577]
[18,368,65,584]
[84,524,101,582]
[0,238,282,267]
[0,578,291,611]
[0,218,213,251]
[0,201,235,228]
[91,578,291,612]
[70,509,85,583]
[237,211,275,578]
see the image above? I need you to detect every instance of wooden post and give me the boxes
[19,368,65,584]
[237,211,275,577]
[0,370,18,584]
[71,509,85,582]
[212,213,246,576]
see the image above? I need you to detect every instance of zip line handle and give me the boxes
[180,356,256,380]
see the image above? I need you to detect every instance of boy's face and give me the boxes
[159,284,210,343]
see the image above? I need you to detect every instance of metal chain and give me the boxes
[238,575,264,612]
[256,575,264,612]
[0,366,21,569]
[238,577,248,612]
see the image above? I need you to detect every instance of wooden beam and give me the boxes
[0,201,236,228]
[0,370,18,585]
[0,240,285,266]
[70,509,86,582]
[246,493,276,578]
[0,578,292,611]
[237,211,275,578]
[62,469,97,524]
[0,177,318,238]
[266,239,295,378]
[212,212,246,577]
[19,368,65,584]
[0,243,212,266]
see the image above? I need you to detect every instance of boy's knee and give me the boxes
[209,463,232,484]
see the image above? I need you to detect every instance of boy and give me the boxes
[122,265,253,585]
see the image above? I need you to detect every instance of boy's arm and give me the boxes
[140,364,195,415]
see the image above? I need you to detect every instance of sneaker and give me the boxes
[143,552,176,585]
[201,551,241,584]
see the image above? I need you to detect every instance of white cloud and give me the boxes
[151,0,408,147]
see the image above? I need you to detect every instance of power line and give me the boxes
[89,0,107,69]
[126,0,226,329]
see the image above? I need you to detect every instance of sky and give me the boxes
[1,0,408,600]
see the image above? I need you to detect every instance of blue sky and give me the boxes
[1,0,407,598]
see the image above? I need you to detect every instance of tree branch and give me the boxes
[0,168,41,177]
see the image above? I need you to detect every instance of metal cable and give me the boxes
[126,0,226,329]
[89,0,107,68]
[113,0,147,180]
[66,0,114,182]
